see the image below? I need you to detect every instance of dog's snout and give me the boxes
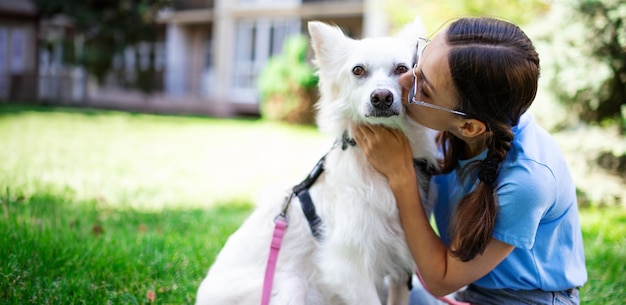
[370,89,394,110]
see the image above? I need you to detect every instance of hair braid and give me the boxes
[479,125,514,185]
[450,124,514,261]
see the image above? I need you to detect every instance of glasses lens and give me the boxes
[409,78,416,104]
[416,42,422,65]
[416,38,429,66]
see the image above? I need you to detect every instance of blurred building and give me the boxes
[0,0,389,117]
[0,0,38,101]
[37,14,86,104]
[154,0,389,116]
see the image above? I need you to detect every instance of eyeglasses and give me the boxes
[408,37,468,117]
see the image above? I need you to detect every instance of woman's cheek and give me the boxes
[406,108,422,124]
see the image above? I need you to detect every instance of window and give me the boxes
[10,28,25,73]
[0,28,7,98]
[238,0,299,5]
[232,18,300,102]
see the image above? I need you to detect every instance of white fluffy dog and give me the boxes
[196,20,438,305]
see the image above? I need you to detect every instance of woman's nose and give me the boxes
[398,69,413,91]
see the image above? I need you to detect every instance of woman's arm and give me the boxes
[353,124,514,295]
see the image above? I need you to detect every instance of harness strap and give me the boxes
[414,158,438,176]
[296,189,323,239]
[341,130,356,150]
[293,155,326,238]
[261,217,288,305]
[293,155,326,193]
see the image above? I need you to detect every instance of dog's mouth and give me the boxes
[366,109,400,118]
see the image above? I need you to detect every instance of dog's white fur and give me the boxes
[196,19,438,305]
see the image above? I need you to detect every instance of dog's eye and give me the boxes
[395,65,409,75]
[352,66,365,76]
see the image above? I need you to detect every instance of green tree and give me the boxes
[35,0,169,87]
[258,35,319,125]
[540,0,625,126]
[385,0,550,33]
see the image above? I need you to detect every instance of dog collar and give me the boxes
[340,130,357,150]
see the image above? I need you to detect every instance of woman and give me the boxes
[354,17,587,305]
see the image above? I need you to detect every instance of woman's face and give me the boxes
[400,32,464,132]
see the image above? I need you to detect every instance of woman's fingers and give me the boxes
[354,124,389,141]
[352,124,416,182]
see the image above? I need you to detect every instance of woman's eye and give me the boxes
[352,66,365,76]
[418,82,429,98]
[395,65,409,75]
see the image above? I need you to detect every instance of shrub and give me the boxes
[258,35,319,125]
[537,0,626,129]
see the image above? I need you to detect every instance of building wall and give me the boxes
[0,0,39,101]
[156,0,388,116]
[0,0,389,117]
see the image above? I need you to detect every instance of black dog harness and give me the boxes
[289,131,435,240]
[280,131,436,291]
[288,131,354,238]
[292,154,326,239]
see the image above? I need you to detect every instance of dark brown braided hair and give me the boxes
[436,17,540,262]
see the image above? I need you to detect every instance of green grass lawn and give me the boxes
[1,193,251,304]
[1,103,625,304]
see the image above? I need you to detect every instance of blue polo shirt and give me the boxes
[431,113,587,291]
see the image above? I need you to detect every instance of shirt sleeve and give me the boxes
[492,159,556,249]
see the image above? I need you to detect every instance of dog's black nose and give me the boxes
[370,89,394,110]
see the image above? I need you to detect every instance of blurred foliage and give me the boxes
[35,0,170,89]
[384,0,550,34]
[258,35,319,125]
[536,0,625,129]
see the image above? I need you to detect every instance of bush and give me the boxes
[537,0,626,129]
[258,35,319,125]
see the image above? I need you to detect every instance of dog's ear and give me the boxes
[394,17,427,47]
[308,21,353,68]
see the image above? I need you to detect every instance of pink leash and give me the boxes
[259,221,469,305]
[415,269,470,305]
[260,214,288,305]
[260,218,470,305]
[260,219,470,305]
[260,195,467,305]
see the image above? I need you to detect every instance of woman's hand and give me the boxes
[355,124,515,296]
[352,124,415,182]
